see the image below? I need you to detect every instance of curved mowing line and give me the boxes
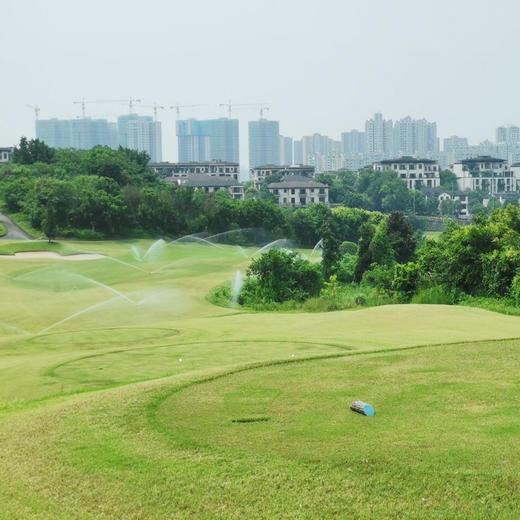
[146,335,520,440]
[29,326,180,345]
[44,339,354,380]
[3,335,520,418]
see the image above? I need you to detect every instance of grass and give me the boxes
[0,222,6,236]
[0,239,80,256]
[0,238,520,518]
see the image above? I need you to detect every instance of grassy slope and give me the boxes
[0,239,519,518]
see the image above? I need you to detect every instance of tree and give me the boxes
[440,199,462,217]
[11,137,55,165]
[321,218,341,279]
[387,212,416,263]
[439,169,457,189]
[43,202,58,242]
[368,219,394,268]
[354,223,375,282]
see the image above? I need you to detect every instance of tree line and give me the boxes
[0,138,386,243]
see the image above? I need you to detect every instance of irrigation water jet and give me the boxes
[72,274,137,304]
[0,321,30,335]
[252,239,291,256]
[310,238,324,260]
[236,246,249,258]
[103,256,150,273]
[141,239,167,260]
[169,232,209,244]
[231,270,244,304]
[38,296,125,334]
[131,245,142,262]
[172,236,222,248]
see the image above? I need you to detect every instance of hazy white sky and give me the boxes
[1,0,519,162]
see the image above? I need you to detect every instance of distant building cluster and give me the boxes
[7,105,520,213]
[35,115,162,162]
[441,126,520,168]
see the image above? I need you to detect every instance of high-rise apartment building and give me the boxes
[248,119,280,168]
[393,116,438,157]
[293,140,303,164]
[176,118,239,164]
[441,135,469,167]
[341,130,365,154]
[496,125,520,144]
[279,136,293,165]
[36,118,117,150]
[118,114,162,162]
[294,133,343,173]
[365,113,394,158]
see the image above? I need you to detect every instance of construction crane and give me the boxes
[26,104,41,120]
[170,103,208,120]
[73,97,142,118]
[218,101,270,118]
[138,103,165,121]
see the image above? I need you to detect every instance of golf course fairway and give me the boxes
[0,238,519,519]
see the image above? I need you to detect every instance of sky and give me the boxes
[1,0,520,164]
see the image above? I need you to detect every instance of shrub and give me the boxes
[362,264,394,292]
[510,271,520,304]
[482,248,520,297]
[392,262,420,298]
[411,286,459,305]
[241,249,323,304]
[336,254,357,283]
[339,241,358,256]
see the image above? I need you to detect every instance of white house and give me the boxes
[373,156,440,189]
[267,176,328,207]
[150,161,239,180]
[450,156,515,194]
[438,192,470,218]
[174,174,245,200]
[250,164,315,190]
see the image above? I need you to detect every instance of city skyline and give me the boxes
[26,109,520,173]
[2,0,520,167]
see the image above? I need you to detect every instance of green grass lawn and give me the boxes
[0,238,519,518]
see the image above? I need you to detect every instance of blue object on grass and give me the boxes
[350,400,375,416]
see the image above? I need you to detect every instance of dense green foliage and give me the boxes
[2,139,391,244]
[241,249,323,304]
[360,206,520,305]
[11,136,56,164]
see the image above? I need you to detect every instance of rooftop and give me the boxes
[252,164,314,170]
[150,161,239,167]
[377,156,437,165]
[459,156,505,164]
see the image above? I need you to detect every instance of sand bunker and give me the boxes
[0,251,105,261]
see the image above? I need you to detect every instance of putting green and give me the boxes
[0,238,519,519]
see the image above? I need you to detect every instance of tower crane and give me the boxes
[138,103,165,121]
[73,97,142,118]
[26,104,41,120]
[170,103,208,120]
[218,101,270,118]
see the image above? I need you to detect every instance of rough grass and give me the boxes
[0,239,520,518]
